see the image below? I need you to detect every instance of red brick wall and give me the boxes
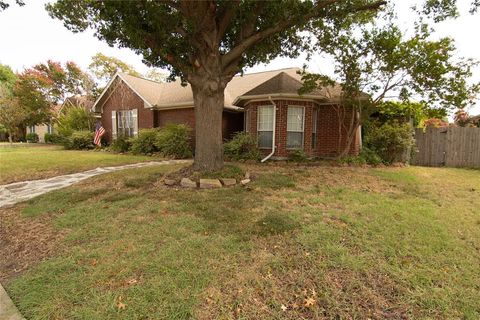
[244,99,360,158]
[101,83,244,145]
[101,81,154,142]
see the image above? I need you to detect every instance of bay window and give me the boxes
[287,106,304,149]
[257,105,274,148]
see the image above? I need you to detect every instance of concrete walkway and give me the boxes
[0,284,24,320]
[0,160,189,208]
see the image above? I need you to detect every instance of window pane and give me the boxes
[312,109,317,133]
[258,106,273,131]
[258,131,273,148]
[287,132,303,149]
[312,133,317,149]
[287,107,304,132]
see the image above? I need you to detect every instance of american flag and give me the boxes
[94,122,106,146]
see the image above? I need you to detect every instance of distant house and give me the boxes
[28,104,62,143]
[29,95,94,143]
[92,68,363,159]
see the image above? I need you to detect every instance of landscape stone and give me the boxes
[220,178,237,186]
[240,179,251,186]
[164,179,176,186]
[199,179,222,189]
[180,177,197,188]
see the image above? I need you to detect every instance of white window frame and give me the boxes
[312,108,318,149]
[117,109,136,137]
[257,105,274,149]
[286,106,305,150]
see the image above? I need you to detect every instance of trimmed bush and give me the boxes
[364,120,414,164]
[288,149,309,162]
[26,132,39,143]
[63,131,95,150]
[44,133,62,144]
[110,136,132,153]
[223,132,260,161]
[154,124,192,158]
[130,129,159,155]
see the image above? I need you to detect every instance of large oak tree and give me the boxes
[46,0,474,171]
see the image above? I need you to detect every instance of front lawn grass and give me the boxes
[0,144,159,184]
[1,164,479,319]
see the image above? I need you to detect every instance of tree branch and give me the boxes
[216,0,241,44]
[221,0,387,69]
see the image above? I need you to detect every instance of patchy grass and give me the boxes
[0,144,160,184]
[1,163,480,319]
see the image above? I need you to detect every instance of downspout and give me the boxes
[261,96,276,163]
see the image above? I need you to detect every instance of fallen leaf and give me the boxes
[117,296,127,310]
[304,297,316,308]
[90,259,98,266]
[126,278,138,285]
[281,304,288,312]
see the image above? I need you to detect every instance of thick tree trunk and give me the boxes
[191,82,225,171]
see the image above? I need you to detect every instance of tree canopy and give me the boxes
[89,52,141,83]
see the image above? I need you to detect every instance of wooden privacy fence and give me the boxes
[413,127,480,168]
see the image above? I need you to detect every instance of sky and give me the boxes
[0,0,479,115]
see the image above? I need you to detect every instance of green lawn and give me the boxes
[0,144,159,184]
[1,163,479,319]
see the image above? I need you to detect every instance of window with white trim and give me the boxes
[47,124,54,134]
[287,106,304,149]
[312,108,318,149]
[117,110,135,137]
[257,105,274,148]
[29,126,35,134]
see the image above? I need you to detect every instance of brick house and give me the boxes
[92,68,362,159]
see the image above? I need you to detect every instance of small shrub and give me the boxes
[154,124,192,158]
[110,136,132,153]
[224,132,260,161]
[364,120,414,164]
[57,106,95,137]
[360,147,383,165]
[339,155,366,166]
[63,131,94,150]
[26,132,39,143]
[288,149,309,162]
[130,129,159,155]
[44,133,62,144]
[340,147,383,166]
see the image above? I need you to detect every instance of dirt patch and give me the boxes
[0,205,65,284]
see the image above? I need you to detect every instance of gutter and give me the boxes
[261,96,277,163]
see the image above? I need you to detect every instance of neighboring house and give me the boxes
[92,68,362,159]
[30,95,94,143]
[29,104,62,143]
[59,95,95,115]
